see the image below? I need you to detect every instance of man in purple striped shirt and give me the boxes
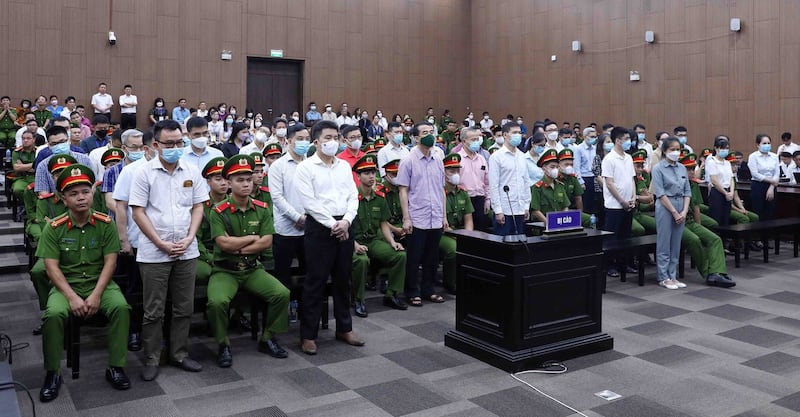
[396,121,448,307]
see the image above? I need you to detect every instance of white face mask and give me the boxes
[254,132,268,144]
[483,115,489,120]
[320,140,339,156]
[494,136,505,145]
[546,131,558,141]
[276,128,287,137]
[191,136,208,149]
[349,139,362,150]
[666,150,681,162]
[447,173,460,186]
[562,165,575,175]
[547,168,560,179]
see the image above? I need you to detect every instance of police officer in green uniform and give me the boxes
[440,153,474,294]
[351,154,409,316]
[727,151,759,224]
[250,151,275,269]
[378,159,406,244]
[681,153,736,288]
[631,150,656,236]
[438,120,459,152]
[93,148,124,214]
[27,155,77,244]
[207,155,290,367]
[36,163,131,402]
[11,130,37,219]
[197,157,228,284]
[0,96,18,148]
[557,148,592,227]
[530,149,571,225]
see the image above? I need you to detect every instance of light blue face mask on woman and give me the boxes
[603,142,614,153]
[717,149,729,159]
[760,143,772,153]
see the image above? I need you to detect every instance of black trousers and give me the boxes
[301,216,353,340]
[604,208,633,269]
[120,113,137,130]
[709,187,732,227]
[582,176,598,214]
[405,227,443,299]
[114,250,142,332]
[750,180,776,221]
[470,196,491,232]
[272,233,306,289]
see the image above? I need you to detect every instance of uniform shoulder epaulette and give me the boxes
[91,211,112,223]
[534,181,544,188]
[50,214,69,228]
[259,185,270,193]
[375,184,386,193]
[26,182,35,190]
[95,180,103,187]
[690,178,701,184]
[374,189,385,198]
[252,199,268,209]
[458,185,467,192]
[38,192,54,200]
[213,201,232,213]
[14,146,23,152]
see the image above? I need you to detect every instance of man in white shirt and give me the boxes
[543,121,564,152]
[778,132,800,156]
[321,104,337,122]
[58,96,78,119]
[633,124,654,167]
[488,122,531,236]
[195,101,208,119]
[377,122,410,176]
[673,125,694,154]
[129,120,207,381]
[15,116,46,147]
[119,84,138,130]
[602,127,636,277]
[479,112,494,134]
[268,124,309,295]
[335,103,355,127]
[239,130,269,155]
[181,117,223,186]
[294,120,363,355]
[266,118,288,149]
[91,82,114,118]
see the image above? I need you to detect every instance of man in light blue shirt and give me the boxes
[35,126,98,195]
[305,102,321,125]
[575,127,599,214]
[181,117,223,192]
[172,98,190,125]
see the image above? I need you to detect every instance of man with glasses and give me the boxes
[129,120,207,381]
[34,125,95,196]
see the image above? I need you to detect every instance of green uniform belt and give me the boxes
[215,257,258,271]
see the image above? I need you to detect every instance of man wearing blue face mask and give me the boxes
[673,125,694,154]
[488,121,531,236]
[601,127,637,278]
[576,127,599,214]
[377,122,410,177]
[34,125,96,196]
[129,119,208,381]
[633,124,653,166]
[456,126,491,231]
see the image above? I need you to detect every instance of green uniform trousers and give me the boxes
[207,268,289,345]
[11,177,33,216]
[632,213,657,236]
[30,259,51,310]
[439,235,457,290]
[42,281,130,371]
[26,222,43,243]
[580,212,591,228]
[352,239,406,300]
[196,259,212,285]
[700,213,718,229]
[730,210,759,224]
[682,222,727,279]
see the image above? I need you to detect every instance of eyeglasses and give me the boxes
[158,140,184,149]
[124,144,144,151]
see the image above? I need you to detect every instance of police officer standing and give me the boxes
[207,155,290,367]
[440,153,474,294]
[37,164,131,401]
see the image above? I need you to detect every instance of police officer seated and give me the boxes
[530,149,571,224]
[36,164,131,402]
[206,155,290,368]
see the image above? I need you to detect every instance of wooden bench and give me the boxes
[601,234,658,291]
[714,217,800,267]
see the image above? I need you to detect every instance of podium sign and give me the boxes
[546,210,582,233]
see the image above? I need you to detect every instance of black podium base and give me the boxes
[445,330,614,373]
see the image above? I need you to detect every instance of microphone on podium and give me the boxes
[502,185,527,243]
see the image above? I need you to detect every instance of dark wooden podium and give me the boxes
[444,229,613,372]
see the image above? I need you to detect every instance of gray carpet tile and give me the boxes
[685,287,749,302]
[319,354,415,389]
[624,301,693,319]
[700,304,770,322]
[68,363,166,410]
[402,320,452,343]
[762,291,800,305]
[558,349,628,372]
[355,377,451,416]
[383,345,471,375]
[470,386,574,417]
[284,337,366,366]
[742,351,800,376]
[229,406,288,417]
[774,391,800,412]
[592,394,694,417]
[718,325,797,348]
[623,319,691,337]
[279,366,349,397]
[634,344,709,368]
[601,291,647,306]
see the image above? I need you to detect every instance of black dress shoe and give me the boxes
[170,357,203,372]
[32,324,42,336]
[258,338,288,359]
[379,279,388,294]
[706,273,736,288]
[366,280,377,291]
[217,345,233,368]
[39,371,62,402]
[106,367,131,390]
[127,332,142,351]
[383,295,408,310]
[353,300,368,318]
[237,313,252,332]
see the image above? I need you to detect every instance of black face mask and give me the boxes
[95,129,108,138]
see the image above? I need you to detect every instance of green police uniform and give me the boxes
[729,177,759,224]
[206,156,289,346]
[29,192,69,309]
[352,155,406,302]
[632,173,657,236]
[0,107,18,148]
[438,130,457,152]
[36,165,128,372]
[683,178,727,279]
[11,146,36,217]
[530,180,570,216]
[441,184,473,291]
[32,109,51,129]
[557,149,591,227]
[251,152,275,269]
[197,157,228,285]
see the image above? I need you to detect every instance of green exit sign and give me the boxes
[270,49,283,58]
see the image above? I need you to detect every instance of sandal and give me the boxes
[428,294,445,303]
[408,297,423,307]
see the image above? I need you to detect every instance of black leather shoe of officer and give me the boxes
[258,338,288,359]
[127,332,142,351]
[353,300,368,317]
[383,295,409,310]
[106,367,131,390]
[32,324,42,335]
[366,280,377,291]
[217,345,233,368]
[39,371,62,402]
[706,273,736,288]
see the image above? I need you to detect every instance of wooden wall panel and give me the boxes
[471,0,800,153]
